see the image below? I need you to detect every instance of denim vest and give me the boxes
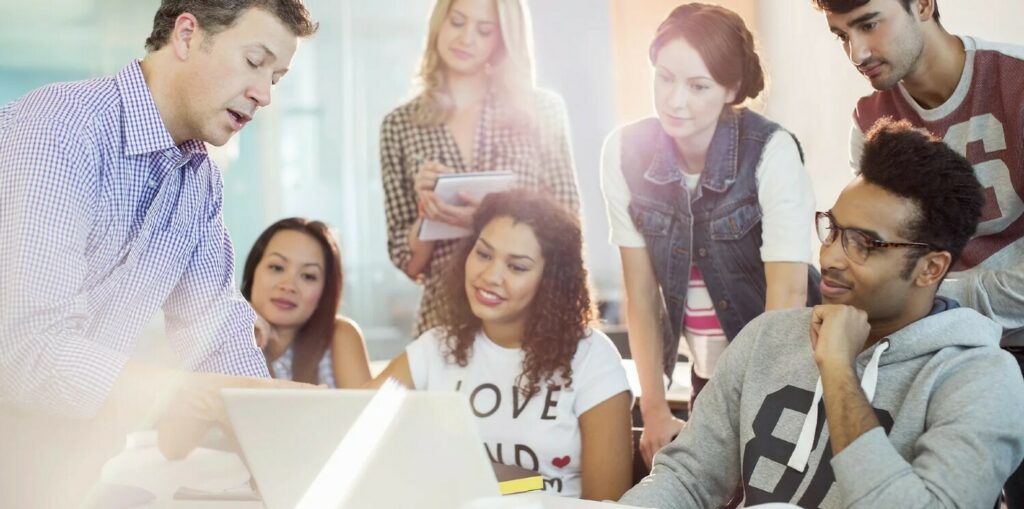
[621,108,821,377]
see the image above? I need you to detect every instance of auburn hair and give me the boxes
[649,3,765,105]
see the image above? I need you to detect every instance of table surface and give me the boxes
[97,359,688,508]
[99,432,649,508]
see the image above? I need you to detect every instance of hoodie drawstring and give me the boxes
[786,340,890,472]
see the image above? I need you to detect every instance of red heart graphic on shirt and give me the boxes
[551,456,571,468]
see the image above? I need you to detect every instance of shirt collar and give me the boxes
[115,60,208,160]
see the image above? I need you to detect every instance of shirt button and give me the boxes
[698,247,707,257]
[147,179,157,188]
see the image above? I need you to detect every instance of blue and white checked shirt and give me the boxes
[0,60,269,419]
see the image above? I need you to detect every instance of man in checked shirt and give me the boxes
[0,1,318,505]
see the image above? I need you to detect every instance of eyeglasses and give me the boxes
[815,211,933,264]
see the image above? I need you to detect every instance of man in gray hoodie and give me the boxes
[620,118,1024,508]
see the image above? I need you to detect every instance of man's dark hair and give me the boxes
[145,0,318,52]
[811,0,940,23]
[859,117,982,278]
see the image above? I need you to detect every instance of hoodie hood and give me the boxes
[870,304,1000,366]
[787,303,1001,472]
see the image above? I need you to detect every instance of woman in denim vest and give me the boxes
[600,3,821,469]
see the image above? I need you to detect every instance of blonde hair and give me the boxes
[411,0,537,127]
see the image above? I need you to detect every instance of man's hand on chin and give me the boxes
[810,304,871,371]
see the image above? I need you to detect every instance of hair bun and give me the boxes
[739,42,765,102]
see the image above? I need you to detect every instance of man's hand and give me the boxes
[156,374,317,460]
[810,304,871,369]
[811,305,882,456]
[639,404,685,469]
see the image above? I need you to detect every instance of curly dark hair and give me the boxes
[810,0,940,23]
[858,117,982,278]
[437,189,595,399]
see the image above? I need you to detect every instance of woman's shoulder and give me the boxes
[518,88,567,129]
[404,327,458,369]
[409,326,450,351]
[572,329,624,365]
[737,108,799,141]
[381,97,423,128]
[528,87,566,111]
[331,315,365,345]
[609,117,664,159]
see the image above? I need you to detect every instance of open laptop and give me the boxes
[221,388,501,509]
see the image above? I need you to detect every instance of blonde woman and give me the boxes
[380,0,580,337]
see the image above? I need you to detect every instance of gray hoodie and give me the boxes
[620,305,1024,508]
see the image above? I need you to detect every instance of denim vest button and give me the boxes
[718,299,730,310]
[698,247,707,257]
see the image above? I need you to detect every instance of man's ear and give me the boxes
[170,13,201,60]
[913,0,938,23]
[914,250,952,288]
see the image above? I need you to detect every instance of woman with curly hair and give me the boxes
[379,0,580,339]
[371,190,632,500]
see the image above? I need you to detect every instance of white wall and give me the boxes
[757,0,1024,266]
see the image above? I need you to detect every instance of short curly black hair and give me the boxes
[810,0,940,23]
[858,117,982,277]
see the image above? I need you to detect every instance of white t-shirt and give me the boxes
[406,328,633,498]
[600,126,815,377]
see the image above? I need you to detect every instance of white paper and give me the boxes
[419,172,517,241]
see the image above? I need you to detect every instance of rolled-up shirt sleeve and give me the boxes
[755,131,816,265]
[599,128,646,248]
[0,117,130,418]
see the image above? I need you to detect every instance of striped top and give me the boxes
[681,265,728,379]
[0,60,268,418]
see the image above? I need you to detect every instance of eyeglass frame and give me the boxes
[815,211,935,263]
